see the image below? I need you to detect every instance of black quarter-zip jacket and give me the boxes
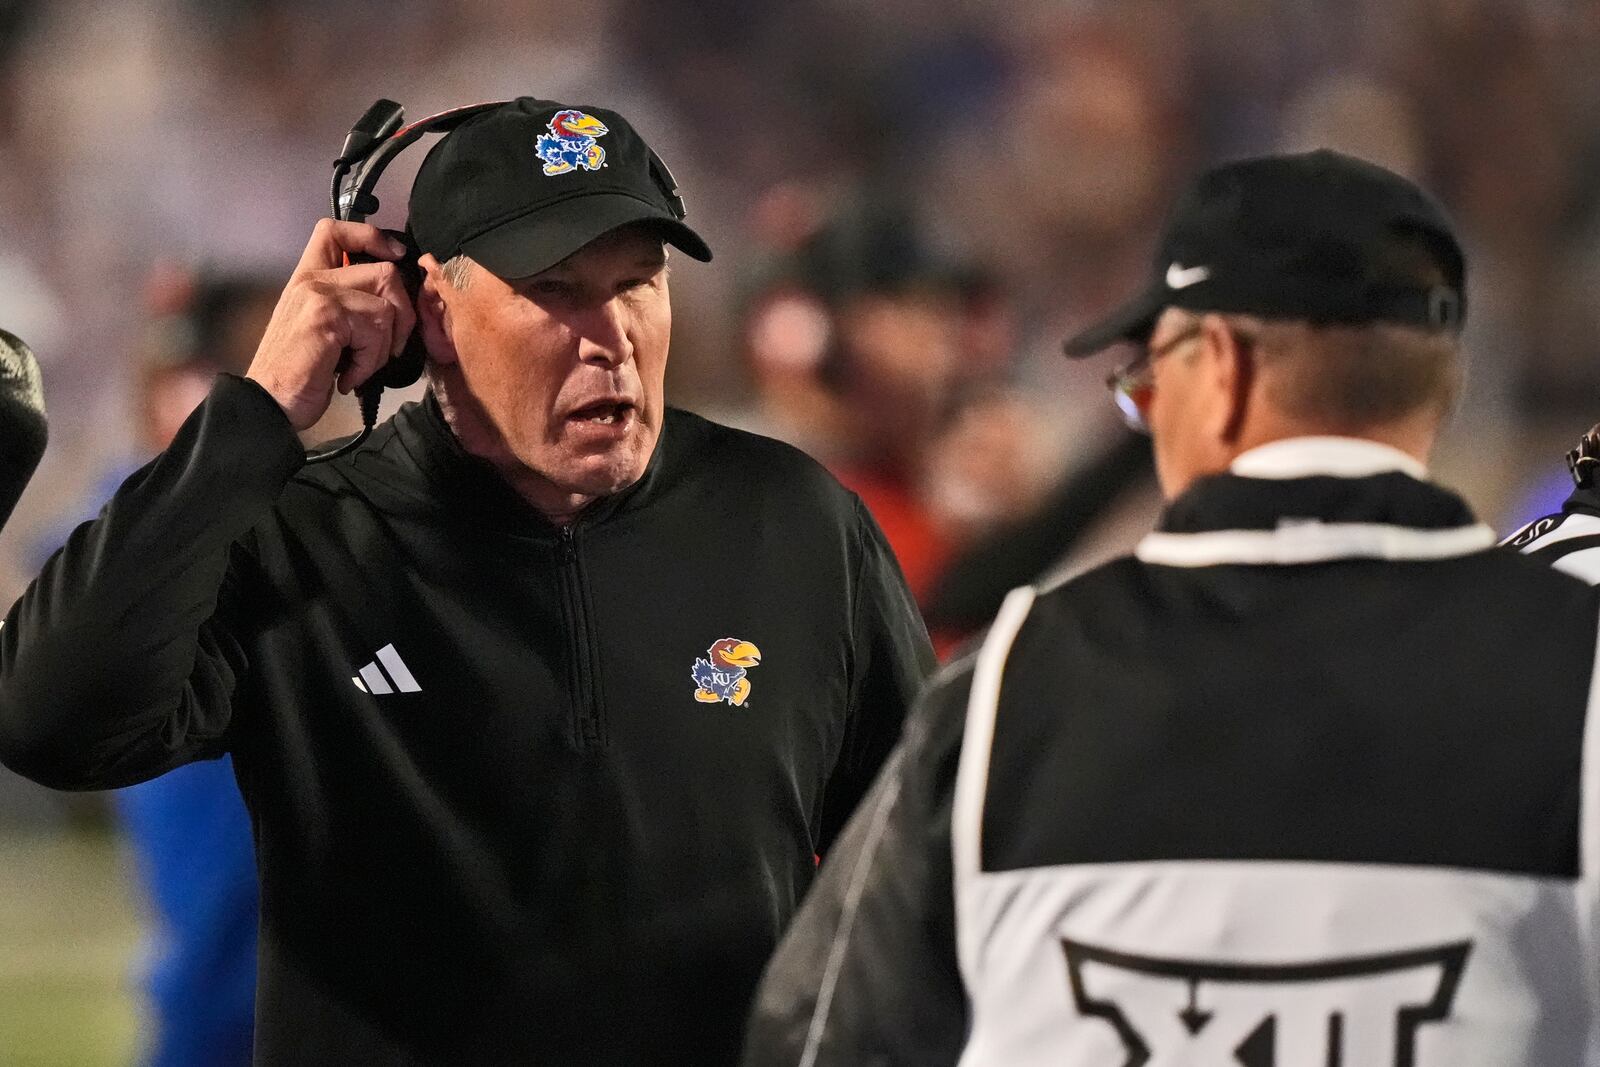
[0,374,934,1066]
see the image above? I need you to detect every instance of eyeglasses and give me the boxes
[1105,327,1201,433]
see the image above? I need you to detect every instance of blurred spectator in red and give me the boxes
[734,195,1058,629]
[829,275,965,599]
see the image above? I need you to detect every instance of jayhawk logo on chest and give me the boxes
[691,638,762,707]
[536,109,609,176]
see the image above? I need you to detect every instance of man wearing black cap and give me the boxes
[743,150,1600,1065]
[0,99,932,1066]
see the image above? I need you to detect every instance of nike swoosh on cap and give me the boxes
[1166,263,1211,289]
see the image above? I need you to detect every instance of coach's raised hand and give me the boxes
[246,219,418,431]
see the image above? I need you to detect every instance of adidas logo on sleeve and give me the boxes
[352,643,421,694]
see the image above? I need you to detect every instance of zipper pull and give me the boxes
[560,525,576,561]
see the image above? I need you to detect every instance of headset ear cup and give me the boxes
[377,227,427,389]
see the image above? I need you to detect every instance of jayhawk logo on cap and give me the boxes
[537,109,608,176]
[691,638,762,707]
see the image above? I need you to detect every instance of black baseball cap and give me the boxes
[1062,149,1465,357]
[409,97,712,279]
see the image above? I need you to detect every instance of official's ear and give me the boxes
[1197,313,1252,446]
[416,254,459,367]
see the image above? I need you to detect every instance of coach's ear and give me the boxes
[417,254,459,367]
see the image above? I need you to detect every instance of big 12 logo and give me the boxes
[1061,939,1471,1067]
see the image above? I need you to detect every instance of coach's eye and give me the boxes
[527,279,575,300]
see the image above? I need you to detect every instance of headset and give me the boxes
[306,98,500,462]
[307,97,689,463]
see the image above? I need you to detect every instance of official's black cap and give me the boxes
[1062,149,1465,357]
[409,97,712,279]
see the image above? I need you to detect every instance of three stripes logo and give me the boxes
[352,643,422,695]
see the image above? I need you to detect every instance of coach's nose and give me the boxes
[576,297,634,368]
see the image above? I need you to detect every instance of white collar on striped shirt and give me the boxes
[1138,438,1491,567]
[1229,436,1428,481]
[1135,522,1496,567]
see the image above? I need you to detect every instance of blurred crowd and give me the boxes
[2,0,1598,605]
[0,0,1594,740]
[2,0,1599,1060]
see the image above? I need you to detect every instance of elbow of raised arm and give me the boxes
[0,682,107,790]
[0,712,88,790]
[0,641,181,792]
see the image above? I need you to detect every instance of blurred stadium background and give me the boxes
[2,0,1598,1062]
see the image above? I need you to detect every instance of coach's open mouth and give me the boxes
[565,399,638,436]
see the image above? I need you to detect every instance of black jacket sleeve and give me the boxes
[744,658,971,1066]
[0,375,304,790]
[817,498,937,852]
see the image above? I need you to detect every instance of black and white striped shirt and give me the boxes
[1506,485,1600,584]
[745,437,1600,1067]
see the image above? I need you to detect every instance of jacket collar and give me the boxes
[1228,436,1428,481]
[1138,436,1494,567]
[379,391,672,538]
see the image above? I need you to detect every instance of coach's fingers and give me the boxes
[250,226,416,430]
[321,261,417,357]
[333,288,398,395]
[295,218,408,274]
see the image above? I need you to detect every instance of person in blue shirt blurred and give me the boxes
[32,268,280,1067]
